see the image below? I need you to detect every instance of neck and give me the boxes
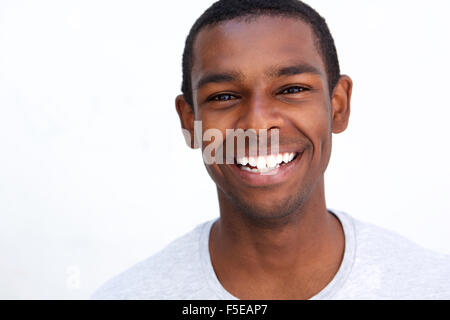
[209,178,345,299]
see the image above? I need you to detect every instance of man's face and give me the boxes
[178,16,350,219]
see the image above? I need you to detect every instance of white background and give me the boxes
[0,0,449,299]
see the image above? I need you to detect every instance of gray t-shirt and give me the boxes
[92,209,450,300]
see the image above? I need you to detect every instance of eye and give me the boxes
[208,93,238,102]
[280,86,309,95]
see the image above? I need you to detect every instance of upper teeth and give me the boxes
[237,152,297,170]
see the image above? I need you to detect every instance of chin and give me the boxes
[227,188,308,223]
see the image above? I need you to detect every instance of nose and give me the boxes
[236,92,284,133]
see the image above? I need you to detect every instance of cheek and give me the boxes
[199,120,229,183]
[289,104,332,162]
[291,103,331,138]
[200,109,242,158]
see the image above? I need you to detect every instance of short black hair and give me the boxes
[181,0,341,108]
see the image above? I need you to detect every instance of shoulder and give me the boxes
[91,220,214,300]
[337,210,450,299]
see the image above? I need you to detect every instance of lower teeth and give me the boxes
[239,163,282,173]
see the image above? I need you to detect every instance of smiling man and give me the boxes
[93,0,450,300]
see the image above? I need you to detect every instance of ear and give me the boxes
[330,75,353,134]
[175,95,196,149]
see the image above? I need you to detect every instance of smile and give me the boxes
[236,152,298,174]
[230,151,303,187]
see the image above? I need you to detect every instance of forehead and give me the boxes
[192,15,326,83]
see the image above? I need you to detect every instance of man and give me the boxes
[93,0,450,299]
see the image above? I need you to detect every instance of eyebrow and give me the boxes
[195,63,322,90]
[267,63,322,78]
[195,71,244,90]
